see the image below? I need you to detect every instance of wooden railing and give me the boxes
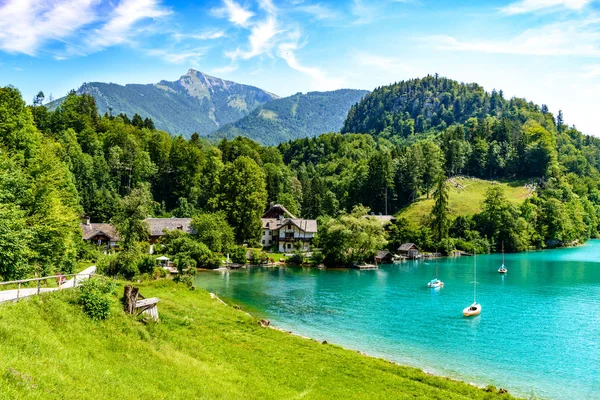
[0,272,97,302]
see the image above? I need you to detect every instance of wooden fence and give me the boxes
[0,271,97,303]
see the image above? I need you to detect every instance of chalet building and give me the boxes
[81,217,194,245]
[80,219,121,248]
[146,218,194,243]
[261,204,317,252]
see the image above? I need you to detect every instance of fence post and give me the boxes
[37,279,41,295]
[17,282,21,300]
[74,274,77,287]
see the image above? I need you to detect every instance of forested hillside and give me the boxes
[214,89,368,145]
[47,69,277,137]
[3,74,600,276]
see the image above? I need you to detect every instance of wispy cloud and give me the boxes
[87,0,170,51]
[354,52,412,72]
[501,0,592,15]
[422,16,600,56]
[295,3,342,20]
[226,16,281,60]
[0,0,99,56]
[147,47,204,64]
[210,64,239,74]
[580,64,600,78]
[173,30,227,41]
[213,0,255,27]
[0,0,171,57]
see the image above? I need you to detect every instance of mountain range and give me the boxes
[213,89,369,145]
[49,70,367,144]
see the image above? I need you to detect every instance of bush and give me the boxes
[152,266,168,280]
[231,246,247,264]
[78,278,116,320]
[311,251,324,265]
[287,250,304,265]
[137,255,156,275]
[101,250,141,280]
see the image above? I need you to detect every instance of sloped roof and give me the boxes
[263,203,296,219]
[145,218,194,237]
[376,250,393,259]
[80,223,121,241]
[398,243,418,251]
[261,218,318,233]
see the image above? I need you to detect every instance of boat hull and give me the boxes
[427,281,444,288]
[463,303,481,317]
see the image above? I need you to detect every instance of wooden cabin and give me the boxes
[375,250,394,263]
[397,243,420,259]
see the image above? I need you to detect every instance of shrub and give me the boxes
[287,250,304,265]
[311,251,324,265]
[137,255,156,275]
[78,278,116,320]
[231,246,247,264]
[152,266,168,280]
[101,250,141,280]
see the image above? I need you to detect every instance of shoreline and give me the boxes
[208,291,514,398]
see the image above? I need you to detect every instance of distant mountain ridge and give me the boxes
[49,69,278,137]
[213,89,369,145]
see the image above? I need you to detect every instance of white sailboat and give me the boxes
[498,242,507,273]
[427,250,444,288]
[463,250,481,317]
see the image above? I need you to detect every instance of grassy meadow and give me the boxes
[398,177,531,223]
[0,280,516,399]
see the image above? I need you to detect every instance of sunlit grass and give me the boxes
[398,177,531,223]
[0,280,516,399]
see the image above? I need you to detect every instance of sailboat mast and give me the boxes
[474,250,477,303]
[435,248,438,277]
[502,241,505,265]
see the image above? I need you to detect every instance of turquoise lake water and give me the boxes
[194,241,600,400]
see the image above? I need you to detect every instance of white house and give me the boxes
[261,204,317,252]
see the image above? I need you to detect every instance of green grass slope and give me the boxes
[398,177,531,223]
[0,280,515,400]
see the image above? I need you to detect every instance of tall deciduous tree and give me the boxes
[218,156,267,244]
[112,184,154,249]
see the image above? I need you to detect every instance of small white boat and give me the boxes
[463,302,482,316]
[428,278,444,288]
[427,251,444,288]
[463,250,481,317]
[498,242,507,273]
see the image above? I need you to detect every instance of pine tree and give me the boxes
[430,174,450,242]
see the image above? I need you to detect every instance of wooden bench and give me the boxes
[123,286,160,321]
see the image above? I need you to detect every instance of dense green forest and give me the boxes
[214,89,369,145]
[3,74,600,277]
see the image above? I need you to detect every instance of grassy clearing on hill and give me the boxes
[398,177,531,223]
[0,280,515,400]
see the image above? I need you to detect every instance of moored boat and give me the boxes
[463,250,481,317]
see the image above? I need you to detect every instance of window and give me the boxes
[262,240,265,245]
[287,243,292,249]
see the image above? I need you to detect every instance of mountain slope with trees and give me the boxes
[47,69,278,137]
[214,89,369,145]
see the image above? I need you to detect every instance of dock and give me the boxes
[353,263,378,270]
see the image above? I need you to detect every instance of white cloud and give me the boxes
[422,17,600,56]
[210,64,239,74]
[214,0,255,27]
[501,0,592,14]
[0,0,99,55]
[278,39,345,90]
[580,64,600,78]
[147,47,204,64]
[295,4,341,20]
[174,30,227,41]
[354,52,412,72]
[87,0,170,50]
[226,16,282,60]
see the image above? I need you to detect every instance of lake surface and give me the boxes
[194,241,600,399]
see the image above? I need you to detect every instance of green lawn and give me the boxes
[398,177,531,223]
[0,280,516,399]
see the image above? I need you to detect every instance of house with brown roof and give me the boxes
[145,218,194,243]
[80,219,121,248]
[261,204,317,252]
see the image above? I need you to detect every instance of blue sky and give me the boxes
[1,0,600,135]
